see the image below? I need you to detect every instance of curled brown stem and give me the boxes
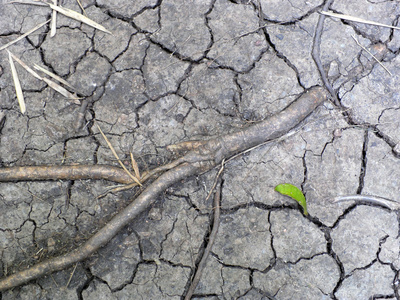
[0,86,327,291]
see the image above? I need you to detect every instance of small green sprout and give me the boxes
[275,183,308,215]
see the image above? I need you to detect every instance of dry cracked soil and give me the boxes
[1,0,400,299]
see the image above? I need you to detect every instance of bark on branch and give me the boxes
[0,86,327,291]
[0,165,134,184]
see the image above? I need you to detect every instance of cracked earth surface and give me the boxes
[1,0,400,299]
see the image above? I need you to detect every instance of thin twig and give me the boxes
[65,263,78,288]
[312,0,339,105]
[7,1,48,6]
[184,162,224,300]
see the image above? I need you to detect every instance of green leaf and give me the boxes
[274,183,308,215]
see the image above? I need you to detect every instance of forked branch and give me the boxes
[0,86,327,291]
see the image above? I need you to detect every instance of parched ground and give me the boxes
[1,0,400,299]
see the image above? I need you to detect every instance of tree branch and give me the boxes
[0,86,327,291]
[0,165,134,184]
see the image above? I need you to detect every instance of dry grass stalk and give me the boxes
[0,20,50,51]
[50,0,57,37]
[33,63,76,90]
[321,11,400,30]
[7,53,80,101]
[7,51,43,80]
[47,4,112,34]
[130,153,141,180]
[42,77,81,103]
[96,123,142,186]
[7,50,26,114]
[76,0,87,16]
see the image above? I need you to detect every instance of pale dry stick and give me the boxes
[333,195,400,210]
[184,162,224,300]
[321,11,400,31]
[0,20,50,51]
[351,35,392,76]
[0,86,327,291]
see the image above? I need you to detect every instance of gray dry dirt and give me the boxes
[1,0,400,299]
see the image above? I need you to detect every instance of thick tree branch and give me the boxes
[0,86,327,291]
